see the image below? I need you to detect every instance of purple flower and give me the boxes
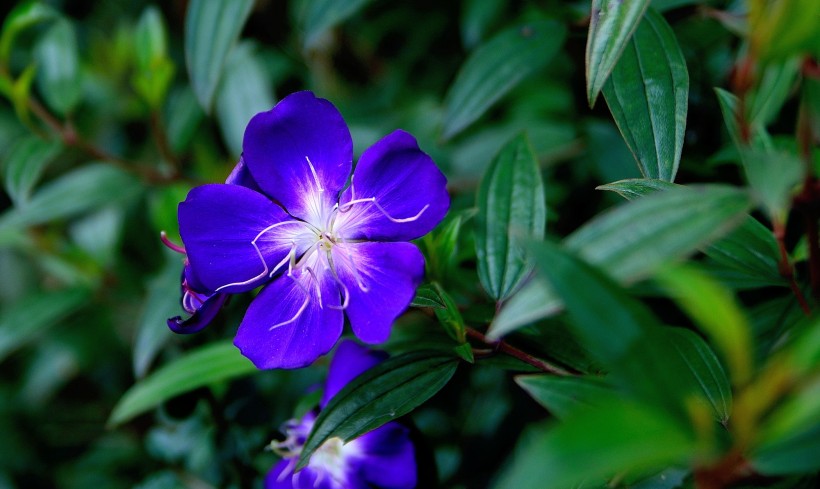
[266,341,416,489]
[176,91,449,369]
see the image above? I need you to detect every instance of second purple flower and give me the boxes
[177,91,450,369]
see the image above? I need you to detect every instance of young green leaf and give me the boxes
[133,6,175,109]
[35,18,81,116]
[585,0,650,106]
[215,42,274,158]
[602,8,688,181]
[0,0,57,67]
[442,19,566,139]
[302,0,373,48]
[515,375,616,420]
[656,265,753,387]
[3,135,61,206]
[492,401,696,489]
[184,0,254,112]
[108,340,257,427]
[0,288,89,362]
[475,133,546,302]
[296,350,459,470]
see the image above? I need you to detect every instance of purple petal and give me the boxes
[243,91,353,224]
[333,242,425,343]
[234,265,343,369]
[357,423,417,489]
[336,130,449,241]
[321,341,388,408]
[167,291,228,334]
[225,157,262,192]
[179,184,308,293]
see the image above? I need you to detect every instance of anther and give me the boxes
[160,231,186,254]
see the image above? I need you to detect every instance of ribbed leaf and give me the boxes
[602,8,688,181]
[2,135,61,206]
[475,133,546,301]
[586,0,650,106]
[492,401,696,489]
[442,19,566,139]
[297,350,458,470]
[184,0,254,112]
[108,340,257,426]
[489,185,751,338]
[515,375,616,420]
[302,0,373,47]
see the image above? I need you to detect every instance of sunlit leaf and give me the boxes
[443,19,566,139]
[585,0,650,106]
[602,8,688,181]
[108,340,257,426]
[184,0,254,112]
[297,350,459,470]
[475,133,546,301]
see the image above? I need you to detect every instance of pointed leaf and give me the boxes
[585,0,650,106]
[2,135,61,206]
[108,340,257,426]
[184,0,254,112]
[515,375,616,420]
[476,133,546,301]
[297,350,458,470]
[602,8,688,181]
[442,19,566,139]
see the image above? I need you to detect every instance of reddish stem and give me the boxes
[465,327,573,376]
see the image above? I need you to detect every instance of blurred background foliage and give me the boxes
[0,0,818,488]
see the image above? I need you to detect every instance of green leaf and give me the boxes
[0,288,89,362]
[0,0,57,67]
[184,0,254,112]
[602,8,688,181]
[515,375,616,420]
[410,283,446,309]
[748,57,801,127]
[475,133,546,301]
[2,135,61,206]
[34,18,81,116]
[215,42,274,158]
[656,265,753,387]
[585,0,650,106]
[665,328,733,423]
[492,401,695,489]
[714,88,772,150]
[297,350,459,470]
[749,0,820,62]
[430,283,467,344]
[741,148,804,223]
[164,87,204,154]
[0,163,141,231]
[108,340,257,427]
[460,0,505,48]
[442,19,566,139]
[302,0,373,48]
[133,6,175,109]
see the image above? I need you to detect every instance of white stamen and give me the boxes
[214,221,300,292]
[269,242,297,278]
[305,156,324,192]
[268,292,311,331]
[340,197,429,223]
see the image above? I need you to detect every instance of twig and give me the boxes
[465,327,573,376]
[773,221,812,315]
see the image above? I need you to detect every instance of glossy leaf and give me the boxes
[302,0,373,47]
[108,340,257,426]
[657,265,753,386]
[602,8,688,181]
[2,135,61,206]
[215,42,274,158]
[475,133,546,301]
[491,185,752,338]
[35,18,81,116]
[442,19,566,139]
[585,0,650,106]
[410,283,446,309]
[431,283,467,344]
[515,375,616,420]
[0,164,141,231]
[297,350,459,470]
[492,401,695,489]
[0,0,56,66]
[184,0,254,112]
[0,288,89,362]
